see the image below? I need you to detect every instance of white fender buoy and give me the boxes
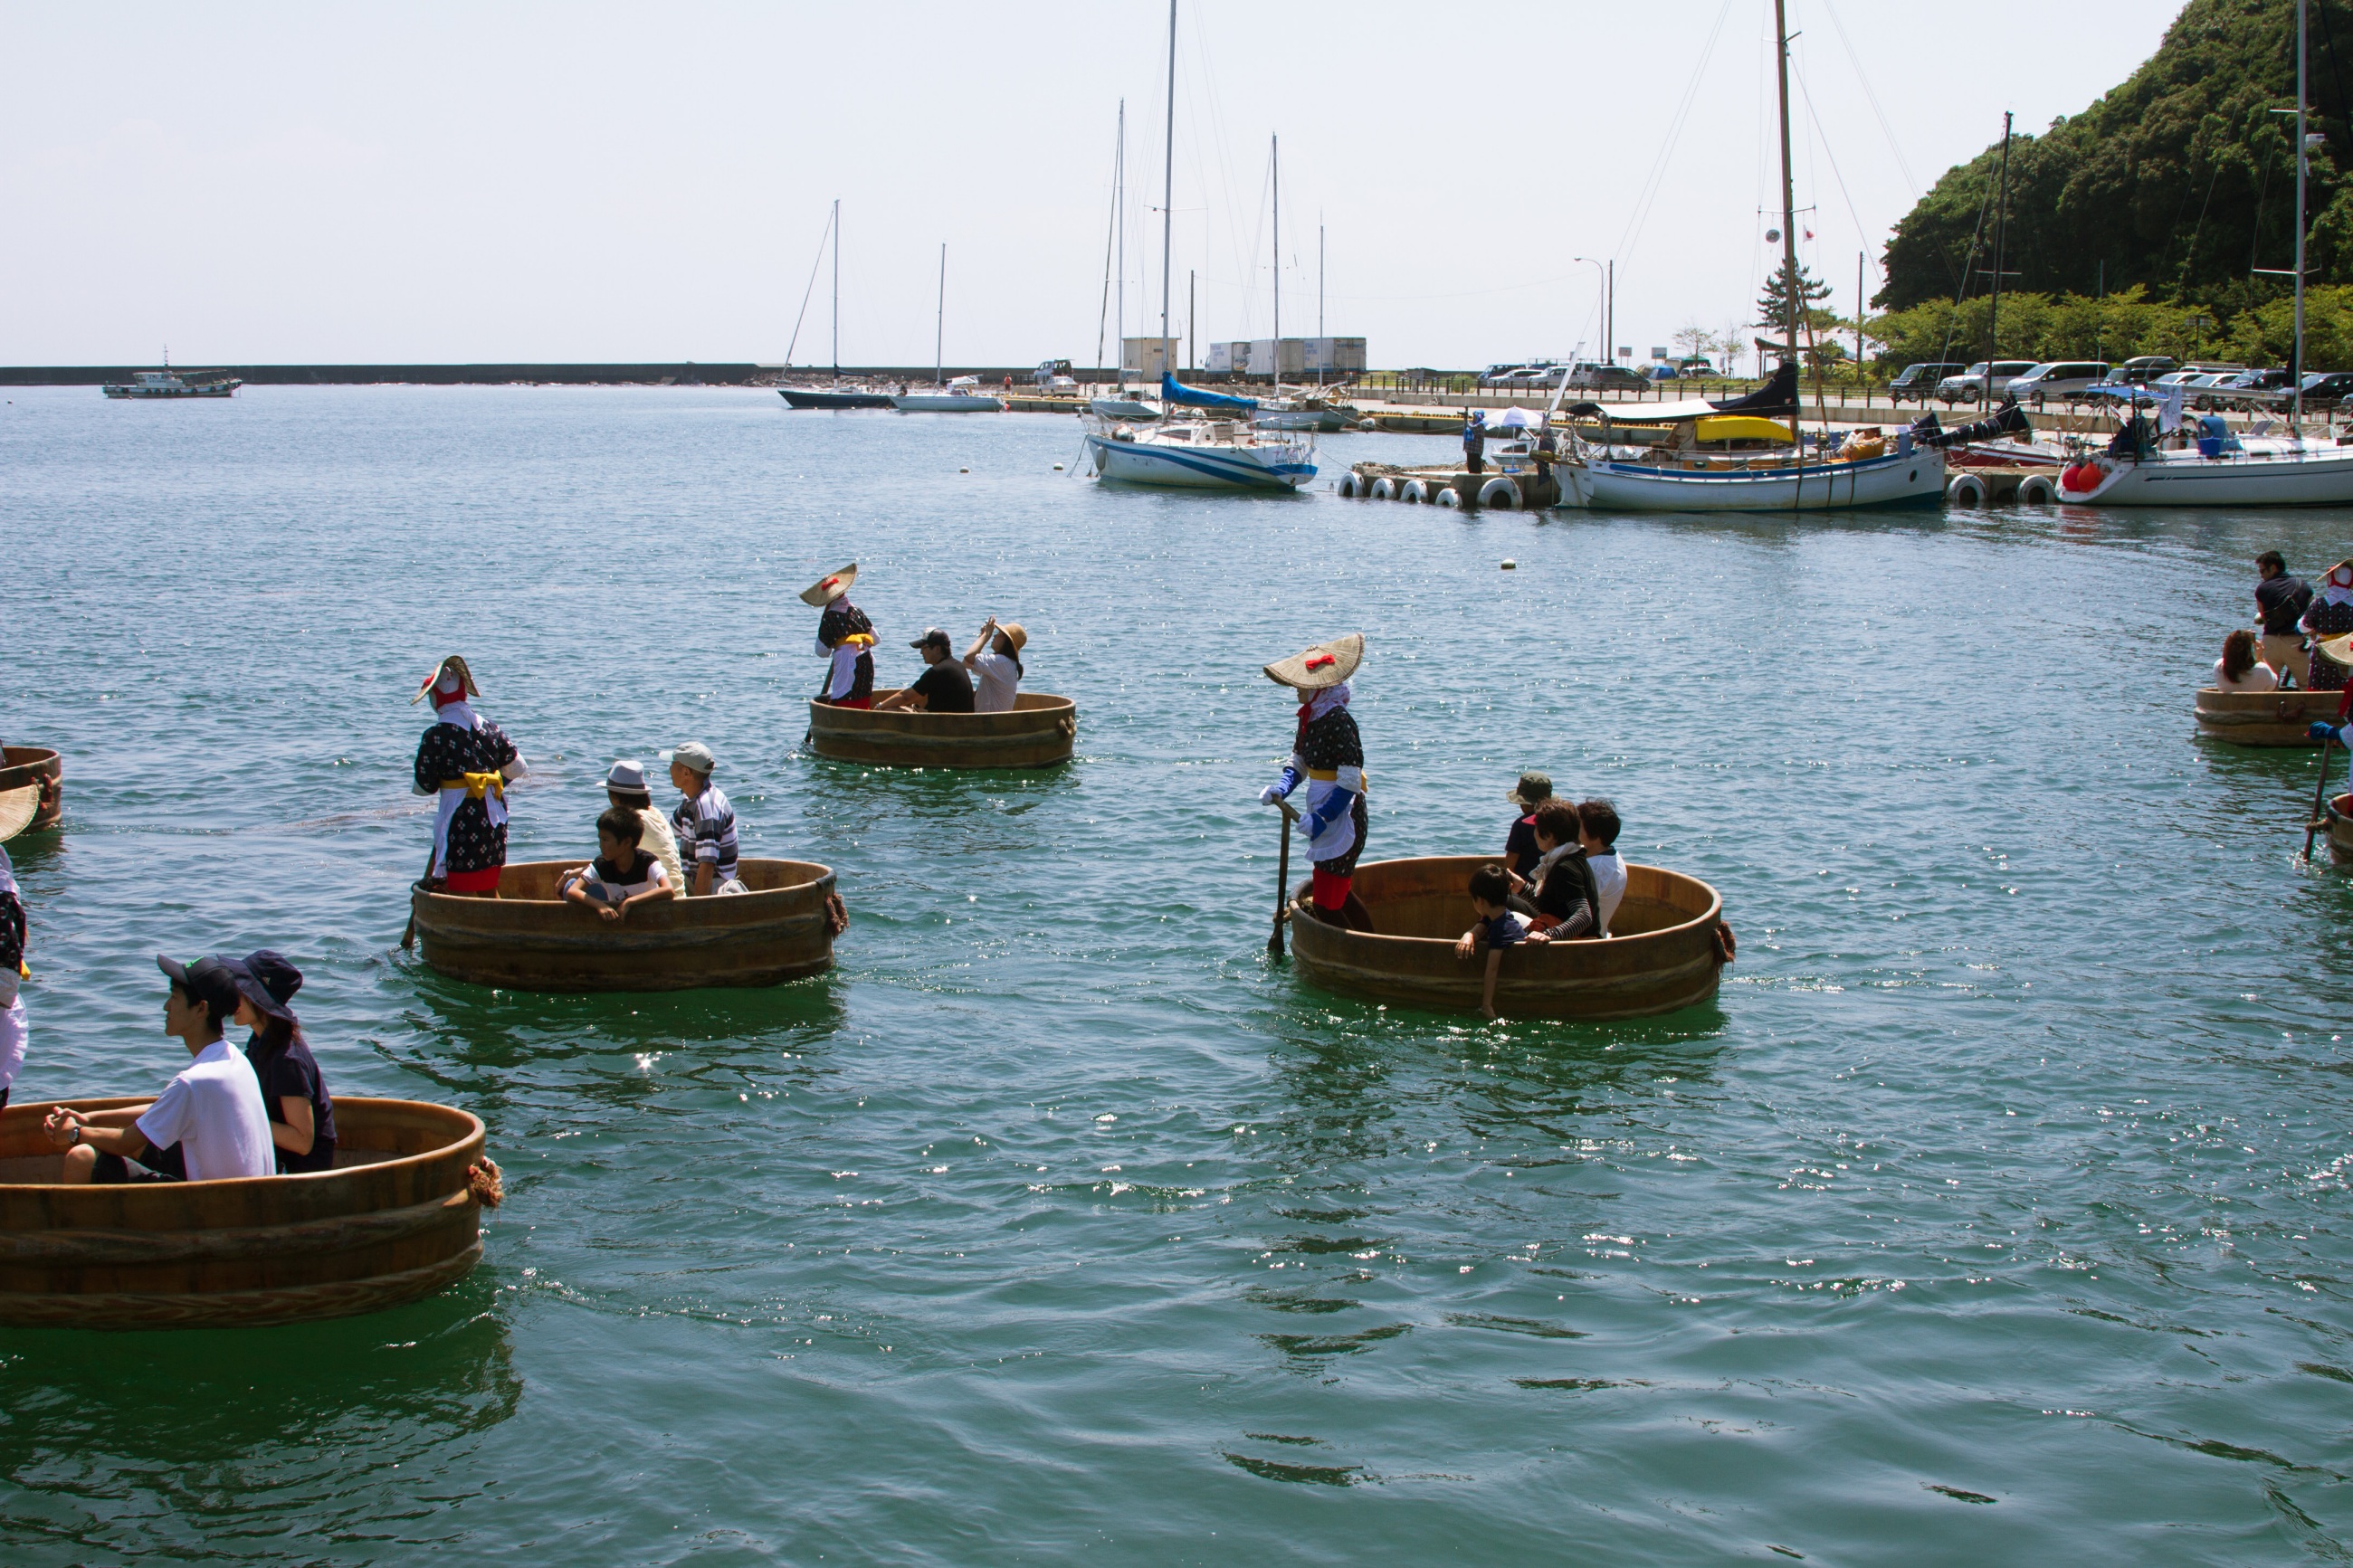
[2015,473,2058,505]
[1371,476,1400,500]
[1946,472,1988,507]
[1436,487,1462,508]
[1337,471,1361,498]
[1477,476,1519,509]
[1500,558,1518,570]
[1400,479,1428,503]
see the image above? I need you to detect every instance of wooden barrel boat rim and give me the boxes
[0,1189,474,1265]
[0,1095,483,1193]
[0,1246,483,1329]
[808,692,1077,719]
[1290,859,1723,957]
[410,858,833,915]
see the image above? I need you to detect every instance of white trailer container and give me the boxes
[1120,337,1176,380]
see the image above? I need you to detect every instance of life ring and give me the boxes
[1337,471,1362,498]
[2015,473,2058,505]
[1476,476,1519,509]
[1370,475,1399,500]
[1436,487,1462,508]
[1946,472,1988,507]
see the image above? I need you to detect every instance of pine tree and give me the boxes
[1755,258,1834,337]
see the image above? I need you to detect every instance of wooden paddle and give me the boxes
[2303,733,2338,863]
[399,844,437,950]
[1268,798,1300,956]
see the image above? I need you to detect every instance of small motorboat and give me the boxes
[0,746,62,832]
[779,386,894,410]
[0,1097,494,1327]
[2193,686,2342,746]
[1088,393,1161,420]
[409,858,838,990]
[1285,856,1729,1020]
[807,693,1077,768]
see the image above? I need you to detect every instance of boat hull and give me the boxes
[891,394,1005,412]
[779,388,893,409]
[1287,856,1726,1020]
[2194,686,2340,746]
[0,1098,488,1328]
[807,692,1076,768]
[2062,445,2353,505]
[1253,408,1354,432]
[410,858,836,991]
[2327,794,2353,867]
[0,746,62,832]
[1088,397,1161,420]
[1557,447,1947,511]
[1085,432,1314,491]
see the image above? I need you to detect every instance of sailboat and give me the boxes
[2058,0,2353,506]
[779,202,894,410]
[893,244,1005,413]
[1084,2,1316,493]
[1088,102,1163,423]
[1554,0,1946,512]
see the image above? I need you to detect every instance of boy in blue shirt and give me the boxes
[1453,863,1526,1020]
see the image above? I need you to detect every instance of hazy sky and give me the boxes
[1,2,2178,369]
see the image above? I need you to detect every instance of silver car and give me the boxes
[2005,361,2110,408]
[1934,360,2039,405]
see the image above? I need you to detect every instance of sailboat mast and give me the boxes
[1773,0,1800,449]
[1987,112,2012,414]
[2297,0,2310,430]
[935,243,946,386]
[1117,100,1127,386]
[831,197,840,377]
[1160,0,1175,385]
[1272,134,1281,396]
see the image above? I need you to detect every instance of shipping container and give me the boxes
[1119,337,1176,379]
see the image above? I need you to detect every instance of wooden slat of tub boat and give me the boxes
[2194,687,2341,746]
[2327,794,2353,868]
[807,691,1077,769]
[410,857,835,991]
[1287,856,1725,1021]
[0,746,62,832]
[0,1097,486,1328]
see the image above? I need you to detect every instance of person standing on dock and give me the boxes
[2255,552,2313,687]
[1462,411,1487,476]
[804,565,877,709]
[1259,633,1370,930]
[411,655,527,898]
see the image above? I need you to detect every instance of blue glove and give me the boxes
[1260,765,1301,805]
[2312,722,2341,745]
[1301,787,1356,842]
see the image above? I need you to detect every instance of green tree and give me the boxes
[1756,257,1835,339]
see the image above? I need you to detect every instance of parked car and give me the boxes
[1032,358,1075,387]
[1934,360,2038,405]
[2117,355,2178,384]
[2300,370,2353,407]
[2184,371,2243,410]
[1888,362,1967,405]
[1478,363,1528,387]
[1503,365,1566,387]
[2005,361,2110,408]
[2212,367,2296,411]
[1677,356,1718,376]
[1567,363,1651,394]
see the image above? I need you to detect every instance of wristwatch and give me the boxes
[68,1125,81,1146]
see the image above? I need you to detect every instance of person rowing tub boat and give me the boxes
[1259,632,1371,930]
[804,564,877,709]
[411,655,528,898]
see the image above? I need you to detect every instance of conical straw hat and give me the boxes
[800,564,858,607]
[0,784,39,842]
[409,653,480,706]
[2318,631,2353,668]
[1263,632,1363,690]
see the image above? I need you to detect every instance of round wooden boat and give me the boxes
[1286,856,1728,1020]
[807,692,1077,768]
[409,857,836,991]
[2195,687,2342,746]
[2323,794,2353,868]
[0,746,63,832]
[0,1097,490,1328]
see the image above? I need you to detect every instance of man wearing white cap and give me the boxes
[605,760,685,894]
[803,564,878,709]
[410,655,528,897]
[665,742,746,896]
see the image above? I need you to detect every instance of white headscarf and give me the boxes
[429,671,481,731]
[1302,680,1353,722]
[2321,563,2353,608]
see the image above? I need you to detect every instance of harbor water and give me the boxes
[6,385,2353,1562]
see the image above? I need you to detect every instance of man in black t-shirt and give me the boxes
[2256,551,2314,687]
[875,628,976,713]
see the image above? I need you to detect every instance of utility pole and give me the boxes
[1158,0,1176,387]
[1606,260,1615,372]
[1189,268,1196,372]
[1855,252,1864,377]
[832,197,840,377]
[1986,110,2013,413]
[1774,0,1801,447]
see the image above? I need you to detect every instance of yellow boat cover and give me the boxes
[1692,414,1795,444]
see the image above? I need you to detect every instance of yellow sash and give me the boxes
[440,772,506,801]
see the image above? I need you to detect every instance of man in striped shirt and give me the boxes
[663,742,744,896]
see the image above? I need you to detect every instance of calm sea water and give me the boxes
[5,385,2353,1563]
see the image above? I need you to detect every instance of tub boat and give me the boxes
[1286,856,1728,1020]
[807,693,1076,769]
[2321,794,2353,868]
[0,1097,492,1327]
[0,746,63,832]
[2193,686,2341,746]
[409,858,837,990]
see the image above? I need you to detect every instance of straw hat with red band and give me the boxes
[409,654,481,707]
[1262,632,1364,690]
[0,783,38,843]
[799,564,859,607]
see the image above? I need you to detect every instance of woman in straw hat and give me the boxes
[804,564,878,708]
[1259,633,1371,929]
[410,655,528,898]
[2301,562,2353,691]
[962,616,1028,714]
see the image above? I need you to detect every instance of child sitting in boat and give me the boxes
[1453,864,1526,1020]
[561,806,676,924]
[1519,800,1600,943]
[1577,798,1627,938]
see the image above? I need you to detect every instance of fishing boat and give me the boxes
[101,356,240,400]
[807,693,1077,768]
[2321,793,2353,866]
[1285,856,1729,1020]
[409,858,839,991]
[2193,686,2341,746]
[0,1097,495,1327]
[0,746,62,832]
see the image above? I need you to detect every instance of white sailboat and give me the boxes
[1553,0,1945,513]
[2059,0,2353,507]
[1084,6,1315,495]
[893,244,1005,413]
[1088,101,1163,423]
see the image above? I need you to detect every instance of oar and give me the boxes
[399,844,436,950]
[2303,733,2339,863]
[1268,798,1300,956]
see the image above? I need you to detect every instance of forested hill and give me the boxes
[1880,0,2353,310]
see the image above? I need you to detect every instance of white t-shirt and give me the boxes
[1587,851,1627,937]
[0,996,24,1093]
[635,805,686,894]
[135,1039,275,1182]
[2212,657,2279,693]
[970,649,1022,714]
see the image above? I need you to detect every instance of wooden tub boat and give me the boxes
[409,857,837,991]
[0,1097,491,1328]
[2194,687,2342,746]
[0,746,62,832]
[2321,794,2353,868]
[1286,855,1729,1020]
[807,692,1077,769]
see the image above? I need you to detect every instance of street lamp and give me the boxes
[1572,257,1611,378]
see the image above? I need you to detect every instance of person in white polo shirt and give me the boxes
[43,954,274,1183]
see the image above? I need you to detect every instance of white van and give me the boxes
[2006,361,2110,408]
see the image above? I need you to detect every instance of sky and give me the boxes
[0,2,2181,370]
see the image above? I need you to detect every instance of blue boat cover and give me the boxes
[1161,372,1259,412]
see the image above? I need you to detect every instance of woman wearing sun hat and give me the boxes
[410,654,528,898]
[804,564,879,708]
[1259,633,1370,928]
[2300,562,2353,691]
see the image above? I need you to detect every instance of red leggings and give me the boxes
[443,865,501,894]
[1310,868,1353,911]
